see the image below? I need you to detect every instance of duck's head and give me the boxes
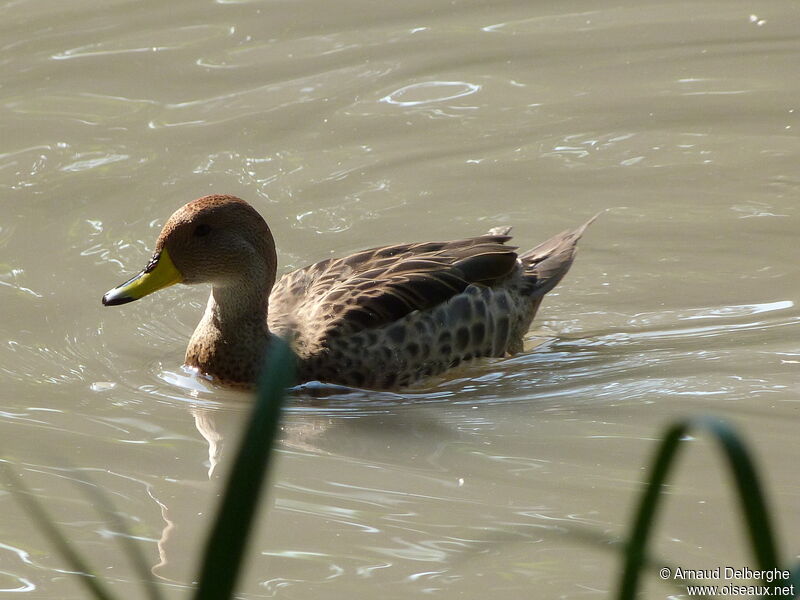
[102,195,276,306]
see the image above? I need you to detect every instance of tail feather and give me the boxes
[519,211,601,298]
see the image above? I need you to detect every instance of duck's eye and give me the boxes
[194,224,211,237]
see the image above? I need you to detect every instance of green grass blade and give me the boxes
[617,420,687,599]
[538,524,713,599]
[617,417,781,599]
[192,338,295,600]
[0,462,118,600]
[698,417,779,570]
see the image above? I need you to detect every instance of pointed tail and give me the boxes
[519,211,601,298]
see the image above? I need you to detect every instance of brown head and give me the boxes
[102,195,277,306]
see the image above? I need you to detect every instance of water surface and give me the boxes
[2,0,799,598]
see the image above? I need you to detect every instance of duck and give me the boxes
[102,194,595,390]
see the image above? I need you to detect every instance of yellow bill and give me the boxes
[102,247,183,306]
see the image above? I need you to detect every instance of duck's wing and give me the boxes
[268,233,518,343]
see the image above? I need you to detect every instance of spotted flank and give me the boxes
[279,217,595,389]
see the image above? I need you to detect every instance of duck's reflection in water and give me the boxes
[149,390,461,585]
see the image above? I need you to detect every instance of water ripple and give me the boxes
[51,25,231,60]
[380,81,481,107]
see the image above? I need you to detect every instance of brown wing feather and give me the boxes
[268,235,518,345]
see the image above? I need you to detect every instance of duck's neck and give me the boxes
[185,275,274,384]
